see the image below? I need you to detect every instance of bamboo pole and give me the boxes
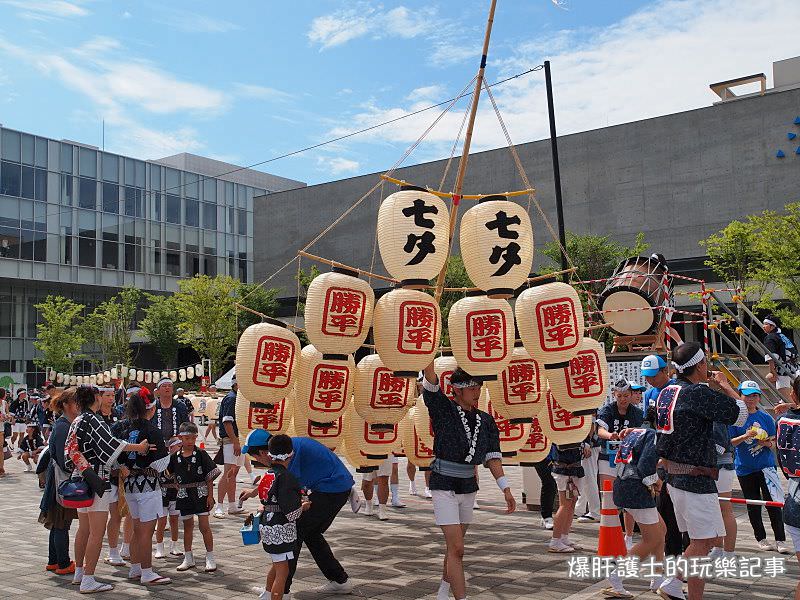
[234,303,305,332]
[380,174,533,200]
[433,0,498,303]
[297,250,398,284]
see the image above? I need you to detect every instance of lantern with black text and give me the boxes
[144,372,152,384]
[236,320,301,406]
[540,389,592,447]
[399,408,434,469]
[354,354,413,427]
[187,366,195,380]
[460,196,533,298]
[56,373,64,384]
[546,337,608,416]
[516,416,552,465]
[448,294,514,380]
[377,186,450,287]
[373,288,441,377]
[300,414,342,450]
[305,268,375,355]
[486,394,531,458]
[295,345,355,426]
[179,368,187,382]
[516,282,584,367]
[485,344,544,423]
[195,363,204,377]
[235,389,292,438]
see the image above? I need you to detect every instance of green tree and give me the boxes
[84,288,142,369]
[140,293,182,366]
[174,275,241,379]
[237,283,280,333]
[33,295,85,372]
[434,256,472,346]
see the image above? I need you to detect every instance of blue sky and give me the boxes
[0,0,797,185]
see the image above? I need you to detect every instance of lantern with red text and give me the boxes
[299,415,342,451]
[486,394,531,458]
[546,337,609,416]
[516,282,584,367]
[434,354,459,400]
[411,396,435,449]
[460,196,533,298]
[516,416,552,466]
[304,268,375,355]
[354,354,413,427]
[295,345,355,426]
[399,408,434,469]
[449,294,514,381]
[377,186,450,287]
[342,405,398,471]
[540,389,593,447]
[235,389,293,438]
[236,320,301,406]
[485,344,544,423]
[373,288,441,377]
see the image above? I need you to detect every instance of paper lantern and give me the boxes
[195,363,204,377]
[460,196,533,298]
[159,371,167,381]
[433,354,459,400]
[110,368,117,380]
[485,344,545,423]
[128,369,136,381]
[187,366,195,379]
[236,320,301,406]
[486,394,531,457]
[374,288,441,377]
[546,337,609,416]
[179,368,186,381]
[448,294,514,380]
[377,186,450,287]
[235,389,292,438]
[411,396,435,449]
[517,416,552,466]
[69,375,76,386]
[354,354,413,427]
[344,404,401,463]
[298,415,342,450]
[340,406,385,471]
[144,371,152,384]
[304,268,374,355]
[56,373,64,384]
[47,368,56,380]
[169,370,178,382]
[399,408,434,469]
[295,345,355,426]
[539,389,592,447]
[516,282,584,367]
[121,366,129,378]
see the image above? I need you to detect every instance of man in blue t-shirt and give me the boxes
[240,429,355,597]
[729,380,789,553]
[640,354,675,419]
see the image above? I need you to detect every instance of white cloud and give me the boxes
[122,11,131,19]
[234,83,293,102]
[153,8,241,34]
[406,85,446,103]
[429,43,478,67]
[316,156,360,175]
[308,3,439,50]
[324,0,800,166]
[0,0,88,20]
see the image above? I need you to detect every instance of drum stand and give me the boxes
[611,319,668,353]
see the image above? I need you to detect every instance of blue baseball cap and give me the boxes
[641,355,667,377]
[629,382,646,391]
[242,429,272,455]
[738,381,762,396]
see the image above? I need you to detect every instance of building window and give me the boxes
[61,175,73,205]
[34,202,46,232]
[1,129,21,162]
[21,165,34,199]
[78,233,96,267]
[203,254,216,276]
[152,192,162,221]
[102,182,118,213]
[227,207,235,233]
[152,241,162,274]
[102,153,118,182]
[0,161,21,196]
[165,194,180,224]
[202,202,216,229]
[79,147,97,178]
[124,186,144,217]
[78,177,96,209]
[34,168,46,202]
[60,143,73,173]
[238,252,247,282]
[0,227,19,259]
[60,226,72,265]
[166,251,180,276]
[0,197,19,228]
[124,244,142,272]
[237,209,247,235]
[185,198,199,227]
[102,241,118,269]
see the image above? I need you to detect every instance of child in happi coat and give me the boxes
[259,434,310,600]
[548,441,587,553]
[169,422,220,573]
[19,423,45,472]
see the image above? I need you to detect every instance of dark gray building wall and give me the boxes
[255,87,800,295]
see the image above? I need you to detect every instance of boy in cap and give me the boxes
[640,355,673,415]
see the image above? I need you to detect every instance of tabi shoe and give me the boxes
[423,487,432,499]
[757,539,776,551]
[56,562,76,575]
[547,539,575,553]
[409,482,418,496]
[363,502,374,517]
[562,537,583,551]
[314,579,354,594]
[390,499,406,508]
[378,504,389,521]
[154,543,166,559]
[169,541,184,556]
[128,565,142,580]
[657,577,686,600]
[777,541,792,554]
[177,552,195,571]
[473,498,480,509]
[228,506,245,515]
[204,554,217,572]
[541,517,554,530]
[601,587,634,599]
[79,579,114,594]
[259,592,291,600]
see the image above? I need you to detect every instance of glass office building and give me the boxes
[0,125,304,386]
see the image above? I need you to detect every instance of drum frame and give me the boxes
[599,256,667,336]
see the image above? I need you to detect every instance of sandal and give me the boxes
[142,576,172,586]
[601,587,634,599]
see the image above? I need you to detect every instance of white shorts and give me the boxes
[431,490,477,526]
[106,484,119,504]
[180,512,209,521]
[13,423,26,434]
[553,473,587,496]
[223,442,245,466]
[624,507,660,525]
[166,500,180,517]
[777,375,792,390]
[715,469,735,494]
[270,551,294,563]
[785,524,800,554]
[363,458,393,480]
[667,484,725,539]
[77,491,113,514]
[126,490,166,523]
[598,460,616,478]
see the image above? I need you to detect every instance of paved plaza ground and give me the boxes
[0,441,797,600]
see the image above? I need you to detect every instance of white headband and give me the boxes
[268,451,293,461]
[451,380,481,389]
[97,386,114,392]
[672,348,705,374]
[763,318,777,328]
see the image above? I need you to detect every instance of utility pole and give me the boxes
[544,60,569,281]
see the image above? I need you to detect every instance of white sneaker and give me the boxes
[23,465,32,473]
[423,487,432,499]
[757,539,776,551]
[378,504,389,521]
[314,579,354,594]
[213,507,224,519]
[176,553,195,571]
[777,540,792,554]
[541,517,554,530]
[204,555,217,572]
[649,576,664,592]
[363,502,374,517]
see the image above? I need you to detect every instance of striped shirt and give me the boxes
[64,410,126,482]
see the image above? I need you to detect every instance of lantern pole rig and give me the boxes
[544,60,569,282]
[432,0,499,303]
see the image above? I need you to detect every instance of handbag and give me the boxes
[57,476,94,509]
[213,446,224,466]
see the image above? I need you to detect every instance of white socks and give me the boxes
[437,579,450,600]
[409,480,418,495]
[108,546,121,561]
[119,542,129,557]
[390,483,400,504]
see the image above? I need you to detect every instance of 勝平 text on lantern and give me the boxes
[566,556,787,580]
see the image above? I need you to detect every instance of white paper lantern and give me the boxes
[69,375,77,386]
[304,268,374,355]
[516,282,584,367]
[460,196,533,298]
[486,393,531,457]
[344,404,401,462]
[295,345,355,425]
[448,294,514,380]
[546,336,609,416]
[48,368,56,380]
[433,354,459,400]
[236,321,301,406]
[187,366,195,379]
[354,354,413,427]
[121,366,129,378]
[169,370,178,382]
[411,396,435,450]
[235,389,292,437]
[377,186,450,287]
[298,415,343,450]
[399,407,434,469]
[56,373,64,384]
[110,368,118,380]
[144,371,152,384]
[195,363,204,377]
[129,369,137,382]
[374,288,441,377]
[179,368,187,381]
[485,344,545,423]
[516,416,552,466]
[539,388,593,447]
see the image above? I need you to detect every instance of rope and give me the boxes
[439,96,473,192]
[367,182,385,287]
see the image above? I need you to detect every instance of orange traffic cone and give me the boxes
[597,479,627,557]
